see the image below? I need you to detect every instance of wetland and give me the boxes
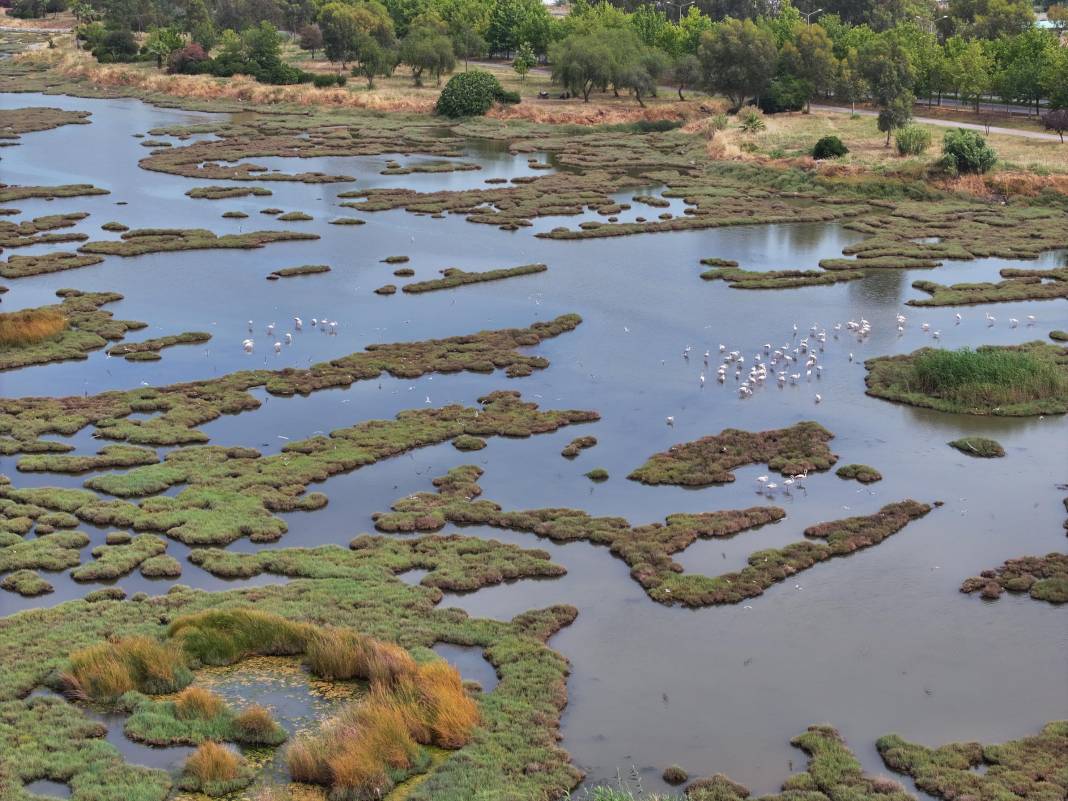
[0,42,1065,801]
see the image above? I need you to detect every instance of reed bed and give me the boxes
[912,348,1067,408]
[63,635,192,702]
[0,307,67,346]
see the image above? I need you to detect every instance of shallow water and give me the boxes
[1,91,1066,796]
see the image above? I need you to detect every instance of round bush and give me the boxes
[942,128,997,174]
[895,125,931,156]
[436,71,505,118]
[663,765,689,785]
[812,135,848,160]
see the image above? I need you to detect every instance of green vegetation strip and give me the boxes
[0,184,108,203]
[701,266,864,289]
[960,554,1067,604]
[78,228,319,258]
[561,435,597,458]
[0,290,147,371]
[0,392,596,546]
[107,331,211,361]
[836,464,882,483]
[0,107,90,141]
[629,422,837,485]
[0,569,52,597]
[0,313,581,455]
[17,444,159,474]
[909,267,1068,307]
[0,213,89,249]
[947,437,1005,458]
[267,264,330,280]
[371,465,929,607]
[185,186,273,200]
[0,252,105,279]
[403,264,547,293]
[865,343,1068,416]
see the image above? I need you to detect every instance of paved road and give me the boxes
[811,104,1063,142]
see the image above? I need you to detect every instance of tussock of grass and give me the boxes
[701,265,864,289]
[947,437,1005,458]
[63,635,192,703]
[0,308,67,346]
[1047,330,1067,342]
[0,568,53,596]
[175,686,225,720]
[561,435,597,458]
[179,741,254,796]
[836,464,882,483]
[186,186,272,200]
[168,608,310,667]
[585,468,609,482]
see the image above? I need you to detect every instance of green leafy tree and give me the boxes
[400,15,456,85]
[145,26,184,69]
[549,29,613,101]
[1043,46,1068,109]
[676,5,713,55]
[949,0,1035,39]
[860,35,915,144]
[512,40,535,79]
[945,36,992,112]
[630,3,670,47]
[352,33,395,87]
[299,23,324,58]
[992,29,1057,114]
[672,53,701,100]
[834,46,868,113]
[942,127,997,173]
[486,0,549,56]
[1048,4,1068,33]
[452,26,486,69]
[779,21,836,111]
[697,17,778,110]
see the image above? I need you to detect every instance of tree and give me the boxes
[549,30,613,101]
[320,2,394,68]
[1044,46,1068,109]
[672,53,701,100]
[486,0,550,56]
[299,23,323,58]
[992,29,1057,114]
[860,35,915,144]
[400,16,455,85]
[696,18,778,110]
[452,27,486,69]
[945,36,991,112]
[1042,109,1068,142]
[942,127,997,173]
[352,34,395,87]
[145,26,184,69]
[949,0,1035,39]
[512,40,535,79]
[834,46,867,113]
[779,22,836,111]
[1049,4,1068,33]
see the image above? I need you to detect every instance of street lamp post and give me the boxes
[662,0,695,23]
[804,7,823,24]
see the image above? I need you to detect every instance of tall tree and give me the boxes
[779,22,836,111]
[697,17,778,109]
[860,34,915,144]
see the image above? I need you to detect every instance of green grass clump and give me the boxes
[186,186,272,200]
[701,266,864,289]
[909,267,1068,307]
[836,464,882,483]
[561,435,597,458]
[178,741,255,796]
[382,255,410,264]
[0,251,105,279]
[18,444,158,474]
[63,635,193,702]
[168,608,311,667]
[375,284,398,295]
[662,764,688,785]
[960,553,1067,604]
[947,437,1004,458]
[452,435,486,451]
[0,568,53,596]
[866,343,1068,416]
[124,689,286,747]
[267,264,330,280]
[79,228,319,258]
[1050,330,1068,342]
[402,264,547,294]
[277,211,312,221]
[585,468,609,482]
[70,534,168,582]
[0,183,108,203]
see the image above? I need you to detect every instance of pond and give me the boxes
[0,90,1065,796]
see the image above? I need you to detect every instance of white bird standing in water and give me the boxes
[666,416,675,426]
[815,393,822,403]
[294,316,302,330]
[266,323,275,336]
[247,320,253,332]
[273,341,281,353]
[243,340,254,353]
[955,313,962,324]
[284,333,293,344]
[699,373,706,387]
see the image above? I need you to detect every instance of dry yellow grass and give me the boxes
[184,741,242,783]
[175,686,225,720]
[233,704,277,739]
[0,308,67,347]
[64,635,189,702]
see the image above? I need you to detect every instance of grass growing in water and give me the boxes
[0,308,66,346]
[947,437,1005,458]
[913,347,1067,409]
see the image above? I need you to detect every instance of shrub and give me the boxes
[1041,108,1068,143]
[736,106,766,134]
[812,135,848,160]
[496,88,520,104]
[92,29,138,62]
[232,704,282,744]
[663,764,688,784]
[0,308,67,346]
[941,128,997,174]
[759,75,808,114]
[167,43,208,75]
[175,686,225,720]
[183,741,242,783]
[435,70,505,118]
[895,125,931,156]
[312,73,340,88]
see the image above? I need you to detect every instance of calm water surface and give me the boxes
[1,92,1065,795]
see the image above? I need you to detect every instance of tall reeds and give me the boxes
[912,347,1066,406]
[63,636,192,702]
[0,308,67,347]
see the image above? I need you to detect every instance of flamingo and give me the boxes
[273,341,281,354]
[284,333,293,344]
[294,316,302,330]
[955,313,961,324]
[243,340,254,353]
[815,393,822,403]
[666,416,674,426]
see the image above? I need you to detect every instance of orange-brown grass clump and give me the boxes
[175,686,225,720]
[233,704,279,741]
[0,307,67,346]
[287,651,479,799]
[63,635,192,703]
[179,740,254,795]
